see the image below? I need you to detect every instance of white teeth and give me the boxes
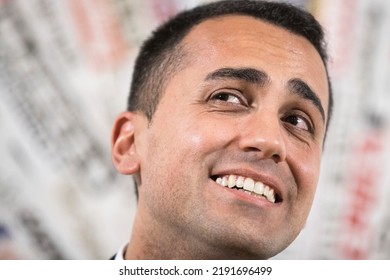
[228,175,236,188]
[264,186,270,197]
[236,176,244,188]
[243,178,255,192]
[254,181,264,195]
[214,175,277,203]
[221,177,228,187]
[263,186,275,203]
[267,189,275,203]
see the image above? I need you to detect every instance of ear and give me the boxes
[111,111,141,175]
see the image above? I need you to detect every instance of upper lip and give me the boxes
[210,167,284,202]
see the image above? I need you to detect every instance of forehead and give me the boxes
[177,15,329,115]
[183,15,323,67]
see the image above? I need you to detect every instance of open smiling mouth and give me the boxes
[211,175,282,204]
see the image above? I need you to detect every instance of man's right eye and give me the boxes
[213,93,241,103]
[209,92,246,106]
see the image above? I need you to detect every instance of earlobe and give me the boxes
[111,111,140,175]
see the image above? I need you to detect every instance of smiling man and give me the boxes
[111,0,333,259]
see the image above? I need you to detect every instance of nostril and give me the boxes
[272,153,281,163]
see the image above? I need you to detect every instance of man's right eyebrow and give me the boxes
[205,67,270,86]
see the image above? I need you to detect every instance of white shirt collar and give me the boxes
[114,244,127,260]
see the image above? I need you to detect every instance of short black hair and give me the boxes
[128,0,333,127]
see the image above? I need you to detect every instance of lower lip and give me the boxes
[211,180,280,208]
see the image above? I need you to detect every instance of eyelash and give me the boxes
[282,113,314,134]
[208,91,314,134]
[209,91,248,107]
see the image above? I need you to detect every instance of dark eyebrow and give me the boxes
[205,68,325,121]
[288,78,325,121]
[205,67,270,86]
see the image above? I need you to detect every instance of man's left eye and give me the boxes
[282,115,312,132]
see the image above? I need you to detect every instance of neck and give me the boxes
[124,209,238,259]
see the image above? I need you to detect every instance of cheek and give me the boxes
[141,114,223,182]
[170,112,239,158]
[138,114,232,213]
[289,144,321,201]
[285,144,321,231]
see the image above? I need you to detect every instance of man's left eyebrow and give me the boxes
[288,78,325,121]
[205,67,270,86]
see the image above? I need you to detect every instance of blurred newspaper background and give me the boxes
[0,0,389,259]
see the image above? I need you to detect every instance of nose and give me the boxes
[238,114,287,163]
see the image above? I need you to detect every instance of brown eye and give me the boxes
[211,92,242,104]
[282,115,313,133]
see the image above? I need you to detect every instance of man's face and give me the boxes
[132,15,329,259]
